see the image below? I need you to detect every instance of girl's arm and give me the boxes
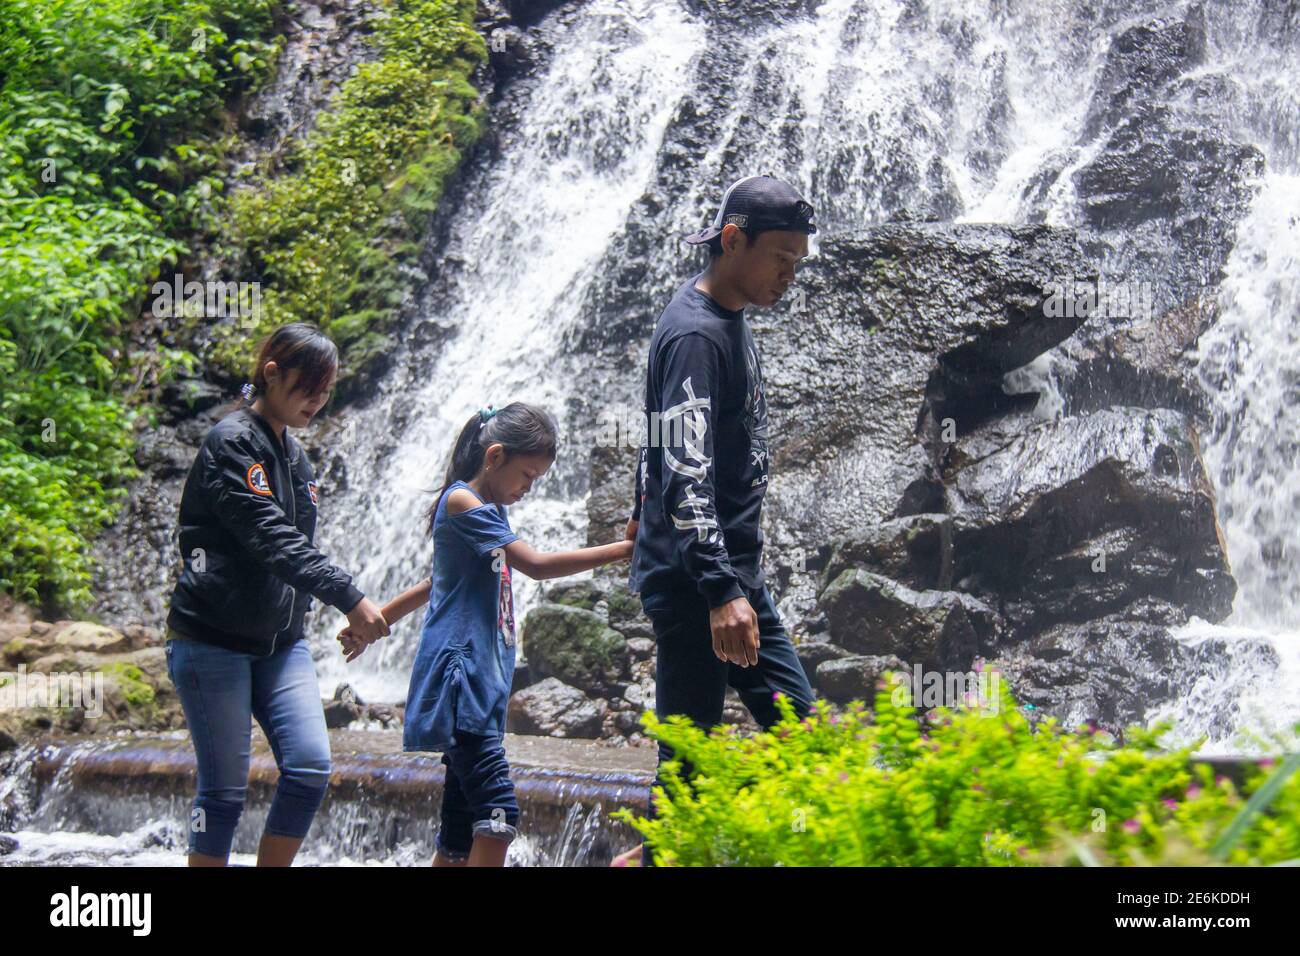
[500,538,633,580]
[338,577,431,663]
[378,577,432,627]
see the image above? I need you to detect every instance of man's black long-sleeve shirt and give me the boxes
[628,272,771,608]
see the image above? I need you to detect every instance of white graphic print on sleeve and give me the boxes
[662,375,720,543]
[743,343,770,487]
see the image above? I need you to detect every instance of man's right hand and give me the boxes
[346,596,391,645]
[709,596,759,667]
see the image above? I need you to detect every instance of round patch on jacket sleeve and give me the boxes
[246,463,274,497]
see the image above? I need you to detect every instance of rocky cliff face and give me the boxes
[570,220,1262,741]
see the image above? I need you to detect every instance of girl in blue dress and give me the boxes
[339,402,634,866]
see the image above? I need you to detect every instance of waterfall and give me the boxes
[309,0,706,700]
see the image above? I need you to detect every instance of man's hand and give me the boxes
[709,596,759,667]
[624,516,638,542]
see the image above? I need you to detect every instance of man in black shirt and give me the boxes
[617,175,818,867]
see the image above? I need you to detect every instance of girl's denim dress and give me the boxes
[404,480,518,753]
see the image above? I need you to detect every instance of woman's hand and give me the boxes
[346,596,390,645]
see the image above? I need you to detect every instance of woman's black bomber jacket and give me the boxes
[166,406,364,656]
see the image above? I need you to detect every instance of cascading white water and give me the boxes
[1161,175,1300,753]
[311,0,706,700]
[309,0,1298,754]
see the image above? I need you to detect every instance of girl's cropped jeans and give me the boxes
[165,633,332,859]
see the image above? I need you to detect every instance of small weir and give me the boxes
[0,731,654,867]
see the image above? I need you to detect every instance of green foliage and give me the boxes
[0,0,279,610]
[212,0,486,379]
[614,673,1300,866]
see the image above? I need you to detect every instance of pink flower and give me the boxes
[1163,798,1178,811]
[1258,759,1276,770]
[971,783,984,792]
[1122,819,1140,834]
[1186,784,1202,800]
[839,772,850,783]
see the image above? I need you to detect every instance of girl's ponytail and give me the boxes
[426,402,558,536]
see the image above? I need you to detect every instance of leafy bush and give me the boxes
[614,673,1300,866]
[212,0,487,382]
[0,0,278,610]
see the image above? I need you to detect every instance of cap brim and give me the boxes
[683,226,722,244]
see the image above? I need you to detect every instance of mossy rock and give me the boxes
[542,580,606,612]
[100,662,157,709]
[605,588,643,624]
[522,603,630,695]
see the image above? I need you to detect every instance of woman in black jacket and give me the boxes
[165,323,388,866]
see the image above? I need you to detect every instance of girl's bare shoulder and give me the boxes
[446,486,486,515]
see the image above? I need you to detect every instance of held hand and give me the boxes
[346,597,390,646]
[337,626,368,663]
[624,516,638,541]
[709,596,760,667]
[614,539,635,561]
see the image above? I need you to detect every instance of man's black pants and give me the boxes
[637,582,815,866]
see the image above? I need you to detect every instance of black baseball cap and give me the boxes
[684,174,817,245]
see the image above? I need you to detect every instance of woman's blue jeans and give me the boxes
[165,634,332,859]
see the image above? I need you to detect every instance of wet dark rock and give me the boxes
[585,441,639,550]
[680,0,821,30]
[1075,107,1263,243]
[507,676,606,738]
[794,638,852,690]
[1001,614,1279,737]
[758,225,1094,541]
[815,654,909,705]
[1082,7,1208,141]
[484,24,535,79]
[132,427,194,480]
[946,407,1235,638]
[160,377,226,422]
[325,683,365,729]
[501,0,571,27]
[819,569,1001,670]
[821,514,953,592]
[1047,297,1214,419]
[625,637,654,662]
